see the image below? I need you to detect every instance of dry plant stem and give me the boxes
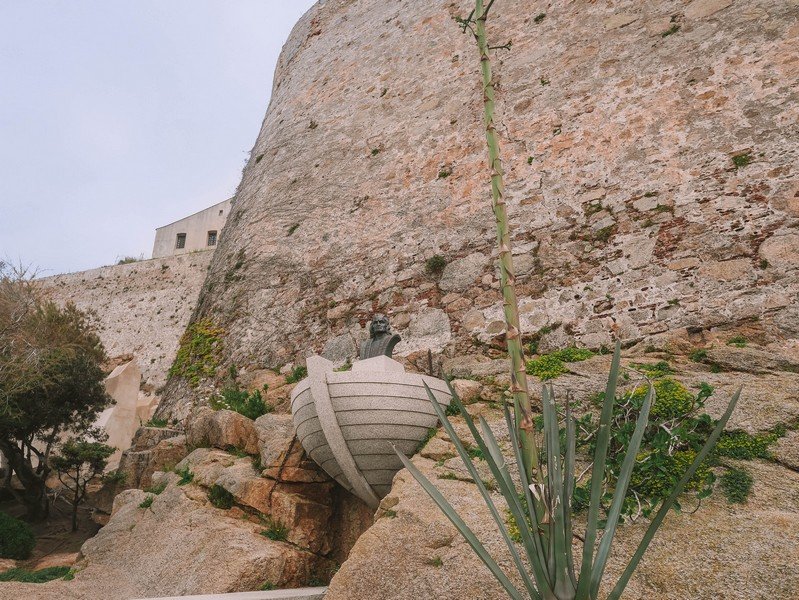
[474,0,538,479]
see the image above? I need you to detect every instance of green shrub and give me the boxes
[697,382,715,401]
[169,319,225,386]
[732,153,751,168]
[145,480,167,495]
[727,335,747,348]
[631,378,694,421]
[629,360,673,378]
[208,484,234,509]
[333,359,352,372]
[465,444,485,461]
[425,255,447,275]
[228,446,249,458]
[445,401,461,417]
[688,348,707,362]
[551,347,594,362]
[526,347,594,381]
[630,449,712,499]
[715,430,778,460]
[285,365,308,384]
[175,465,194,486]
[260,517,288,541]
[102,470,127,485]
[210,387,272,421]
[0,566,72,583]
[145,417,169,428]
[579,378,717,519]
[720,467,753,503]
[772,422,790,437]
[0,512,35,560]
[261,581,277,591]
[139,496,154,509]
[526,354,566,380]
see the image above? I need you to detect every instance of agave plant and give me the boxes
[394,0,740,596]
[395,342,740,600]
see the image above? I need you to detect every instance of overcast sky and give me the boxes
[0,1,316,276]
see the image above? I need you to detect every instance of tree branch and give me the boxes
[488,39,513,51]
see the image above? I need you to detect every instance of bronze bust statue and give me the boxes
[360,314,401,360]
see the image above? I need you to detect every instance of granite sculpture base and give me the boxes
[290,355,452,509]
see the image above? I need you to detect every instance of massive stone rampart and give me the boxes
[39,251,213,402]
[163,0,798,419]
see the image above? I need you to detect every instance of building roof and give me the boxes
[154,198,232,231]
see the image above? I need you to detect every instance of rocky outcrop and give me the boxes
[158,0,799,420]
[327,347,799,599]
[186,406,261,455]
[0,474,331,599]
[3,406,374,599]
[176,409,373,561]
[116,426,187,491]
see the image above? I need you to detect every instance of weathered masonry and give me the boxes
[152,198,232,258]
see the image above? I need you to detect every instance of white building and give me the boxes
[151,198,232,259]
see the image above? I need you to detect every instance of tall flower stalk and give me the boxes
[472,0,537,480]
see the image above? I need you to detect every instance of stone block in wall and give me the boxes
[438,253,489,292]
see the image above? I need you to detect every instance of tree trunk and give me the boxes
[0,439,49,521]
[71,495,79,532]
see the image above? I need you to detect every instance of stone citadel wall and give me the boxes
[160,0,798,419]
[39,251,213,404]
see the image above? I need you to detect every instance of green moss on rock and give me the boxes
[169,318,225,386]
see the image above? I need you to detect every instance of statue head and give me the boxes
[369,314,391,339]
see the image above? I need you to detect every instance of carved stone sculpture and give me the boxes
[291,354,452,508]
[359,314,401,360]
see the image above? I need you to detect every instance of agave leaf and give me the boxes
[440,386,548,576]
[422,384,541,599]
[503,403,554,594]
[479,415,514,492]
[439,383,557,598]
[543,385,573,598]
[606,387,742,600]
[589,384,654,598]
[394,450,526,600]
[563,397,577,588]
[576,341,622,596]
[540,386,556,577]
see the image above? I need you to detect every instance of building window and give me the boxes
[219,209,223,216]
[207,231,218,247]
[175,233,186,249]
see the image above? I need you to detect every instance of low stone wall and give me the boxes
[133,589,326,600]
[39,251,213,408]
